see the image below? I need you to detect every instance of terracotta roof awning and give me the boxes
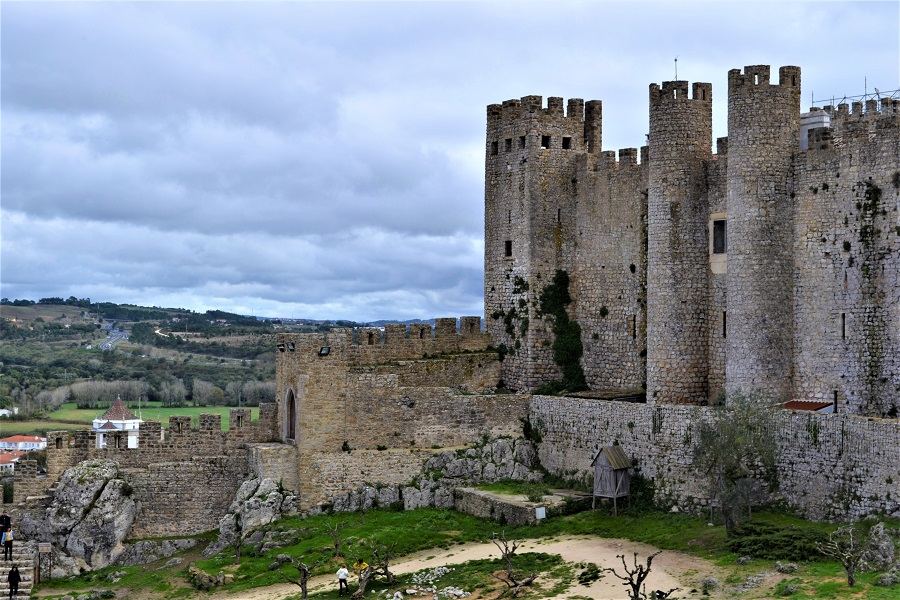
[99,397,139,421]
[783,400,832,411]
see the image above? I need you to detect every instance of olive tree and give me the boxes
[692,392,778,531]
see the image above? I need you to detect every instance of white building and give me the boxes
[0,435,47,451]
[0,451,25,474]
[92,397,142,449]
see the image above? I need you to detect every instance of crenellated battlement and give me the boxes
[649,81,712,105]
[276,316,493,367]
[2,404,280,504]
[817,97,899,122]
[487,95,605,158]
[487,95,592,123]
[801,98,899,157]
[592,147,649,171]
[715,137,728,157]
[728,65,801,91]
[43,405,276,460]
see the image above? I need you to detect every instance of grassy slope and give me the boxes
[37,507,899,600]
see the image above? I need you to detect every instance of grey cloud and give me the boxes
[1,1,897,319]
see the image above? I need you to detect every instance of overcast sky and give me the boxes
[2,1,897,321]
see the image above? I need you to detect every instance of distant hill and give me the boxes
[365,318,436,327]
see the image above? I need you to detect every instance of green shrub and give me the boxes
[727,522,826,560]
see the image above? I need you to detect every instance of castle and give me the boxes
[7,65,898,540]
[485,65,899,415]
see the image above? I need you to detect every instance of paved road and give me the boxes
[99,328,128,350]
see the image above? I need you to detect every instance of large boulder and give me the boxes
[21,459,136,576]
[204,477,298,557]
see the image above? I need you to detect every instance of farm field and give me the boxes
[0,403,261,436]
[0,303,92,323]
[0,419,91,436]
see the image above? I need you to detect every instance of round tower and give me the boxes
[725,65,801,402]
[646,80,713,404]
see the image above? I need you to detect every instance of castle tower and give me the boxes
[725,65,801,401]
[484,96,600,390]
[646,81,713,403]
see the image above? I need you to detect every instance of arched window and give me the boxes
[285,389,297,442]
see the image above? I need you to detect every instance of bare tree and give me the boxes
[294,558,330,599]
[817,525,869,586]
[603,551,679,600]
[368,541,397,584]
[232,512,243,562]
[351,566,374,599]
[323,520,348,558]
[269,554,326,600]
[490,532,536,597]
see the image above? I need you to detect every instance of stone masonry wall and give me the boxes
[793,100,899,415]
[11,406,278,536]
[125,456,247,538]
[531,395,899,520]
[574,150,648,392]
[275,321,530,508]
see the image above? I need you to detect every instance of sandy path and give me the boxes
[208,535,714,600]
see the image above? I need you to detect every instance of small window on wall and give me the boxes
[518,135,526,149]
[504,240,513,257]
[504,138,512,152]
[712,219,727,254]
[541,135,551,149]
[562,136,572,149]
[490,141,498,156]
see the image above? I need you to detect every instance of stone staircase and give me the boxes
[0,541,36,599]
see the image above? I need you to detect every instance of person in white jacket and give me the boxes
[336,565,350,596]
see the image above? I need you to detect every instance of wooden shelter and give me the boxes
[590,445,632,515]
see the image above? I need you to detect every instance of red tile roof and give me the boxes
[0,435,46,443]
[98,397,139,421]
[783,400,833,411]
[0,452,26,465]
[98,420,119,430]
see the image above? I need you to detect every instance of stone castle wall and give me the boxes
[531,395,899,520]
[485,64,899,414]
[573,150,648,392]
[11,406,279,536]
[793,101,900,415]
[275,318,530,507]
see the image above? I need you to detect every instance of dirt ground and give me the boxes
[207,535,721,600]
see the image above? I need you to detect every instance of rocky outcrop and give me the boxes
[21,459,137,577]
[204,477,298,556]
[326,437,543,513]
[116,538,198,566]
